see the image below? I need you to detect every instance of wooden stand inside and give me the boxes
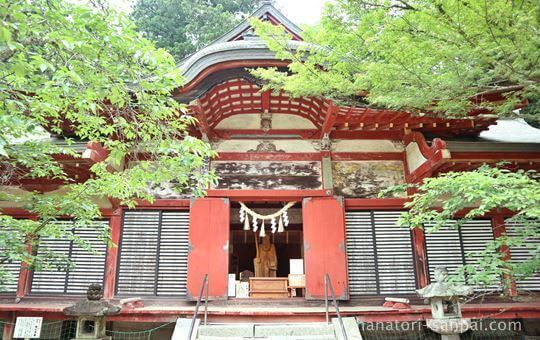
[249,277,289,298]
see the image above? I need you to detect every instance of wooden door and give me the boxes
[303,197,349,300]
[186,198,230,300]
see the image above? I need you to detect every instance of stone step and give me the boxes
[197,322,336,339]
[198,336,336,340]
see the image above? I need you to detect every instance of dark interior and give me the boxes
[229,203,303,279]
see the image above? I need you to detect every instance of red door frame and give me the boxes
[303,196,349,300]
[186,198,230,300]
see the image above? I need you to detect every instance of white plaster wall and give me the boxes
[213,139,404,153]
[215,113,317,130]
[405,142,427,173]
[333,140,404,152]
[213,139,318,152]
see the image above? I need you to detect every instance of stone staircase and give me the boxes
[172,316,362,340]
[189,317,361,339]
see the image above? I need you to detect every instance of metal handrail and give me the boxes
[324,273,348,340]
[187,274,209,340]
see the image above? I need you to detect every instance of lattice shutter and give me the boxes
[117,210,190,296]
[506,221,540,291]
[425,219,498,290]
[66,225,108,293]
[345,211,416,295]
[373,211,416,294]
[0,228,22,293]
[156,211,190,296]
[345,211,377,295]
[425,225,463,281]
[117,211,160,295]
[31,221,108,294]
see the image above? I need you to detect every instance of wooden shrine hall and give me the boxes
[1,1,539,338]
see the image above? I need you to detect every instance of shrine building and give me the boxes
[1,1,540,339]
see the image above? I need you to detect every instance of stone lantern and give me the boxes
[417,267,474,340]
[63,284,121,340]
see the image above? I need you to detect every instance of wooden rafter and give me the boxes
[191,99,212,141]
[319,101,339,138]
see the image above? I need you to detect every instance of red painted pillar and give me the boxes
[303,197,348,300]
[186,198,230,300]
[411,227,429,288]
[103,208,123,300]
[16,216,38,299]
[16,242,33,299]
[2,313,15,340]
[492,215,517,296]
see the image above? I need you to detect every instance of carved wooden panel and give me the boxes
[332,161,405,198]
[211,161,322,190]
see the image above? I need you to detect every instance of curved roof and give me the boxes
[179,40,303,84]
[212,1,302,44]
[177,1,304,86]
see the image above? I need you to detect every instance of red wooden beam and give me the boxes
[82,141,109,164]
[176,59,290,95]
[411,227,429,288]
[103,208,122,300]
[261,90,271,113]
[344,198,408,209]
[492,215,518,297]
[1,313,15,340]
[130,199,190,209]
[16,238,36,299]
[191,99,212,141]
[319,101,339,138]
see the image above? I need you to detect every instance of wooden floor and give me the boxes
[1,294,539,323]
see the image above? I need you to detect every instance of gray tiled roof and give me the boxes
[479,119,540,143]
[179,40,305,83]
[178,1,304,83]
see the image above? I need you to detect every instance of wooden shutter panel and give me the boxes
[425,226,463,281]
[345,210,416,295]
[373,211,416,295]
[156,211,190,296]
[66,224,108,294]
[345,211,378,295]
[117,211,160,295]
[461,220,499,291]
[31,220,108,294]
[506,221,540,291]
[31,221,72,294]
[425,220,498,290]
[117,210,190,296]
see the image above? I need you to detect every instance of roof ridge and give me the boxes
[176,1,302,66]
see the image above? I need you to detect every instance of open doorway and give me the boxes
[229,202,304,298]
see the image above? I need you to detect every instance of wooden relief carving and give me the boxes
[332,161,405,198]
[211,161,322,190]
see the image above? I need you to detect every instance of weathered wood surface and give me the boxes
[211,161,322,190]
[332,161,405,198]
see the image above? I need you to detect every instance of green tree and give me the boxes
[132,0,263,61]
[251,0,540,292]
[251,0,539,120]
[392,166,539,291]
[0,0,216,289]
